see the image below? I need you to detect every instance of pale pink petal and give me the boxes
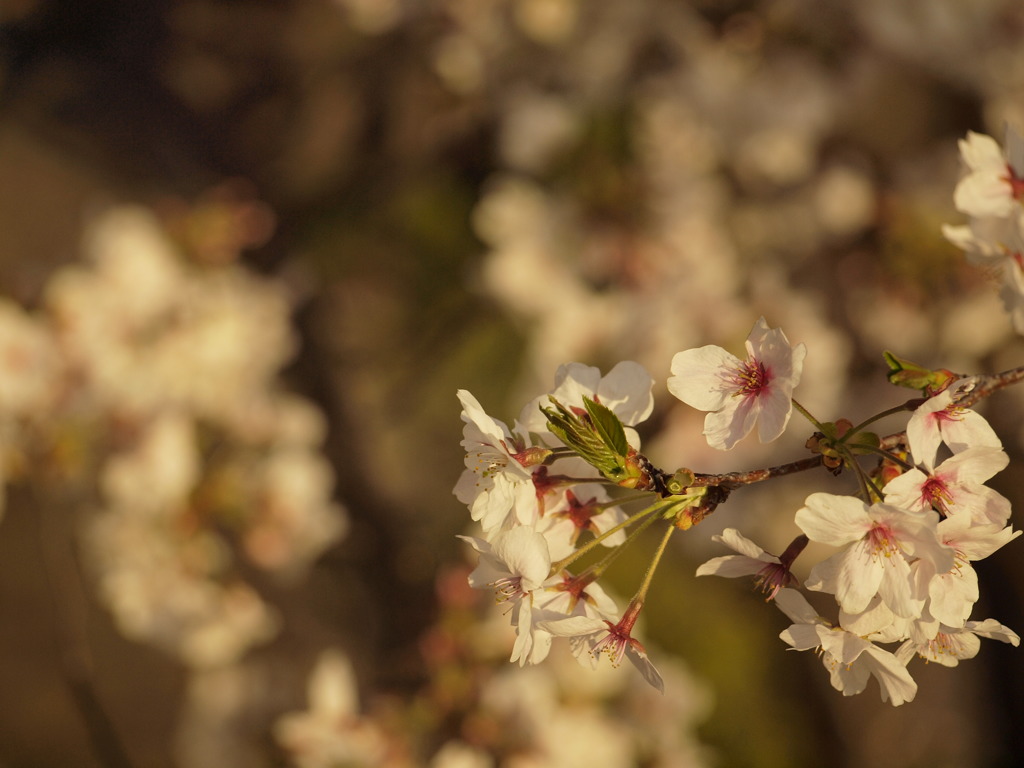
[625,646,664,694]
[667,345,740,411]
[954,174,1015,218]
[754,385,795,443]
[695,555,767,579]
[940,410,1001,455]
[966,619,1020,646]
[596,360,655,425]
[928,566,979,627]
[779,623,822,652]
[493,527,551,589]
[795,493,873,547]
[774,588,819,625]
[820,626,872,667]
[835,539,884,615]
[715,527,772,560]
[702,399,750,450]
[875,552,917,618]
[860,646,917,705]
[539,614,607,637]
[958,131,1004,171]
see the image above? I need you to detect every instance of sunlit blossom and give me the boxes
[776,589,917,706]
[668,317,806,450]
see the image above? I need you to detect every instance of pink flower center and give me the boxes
[551,571,592,613]
[591,601,646,667]
[754,562,796,601]
[867,523,899,558]
[728,359,771,399]
[921,476,953,516]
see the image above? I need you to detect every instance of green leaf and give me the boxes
[541,397,634,483]
[582,396,629,456]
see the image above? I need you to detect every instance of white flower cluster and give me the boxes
[944,129,1024,333]
[455,362,665,686]
[458,306,1021,705]
[0,202,347,668]
[729,380,1018,706]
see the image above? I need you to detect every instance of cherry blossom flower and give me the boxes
[694,528,803,601]
[668,317,806,450]
[897,618,1020,668]
[924,516,1021,628]
[454,389,548,533]
[952,129,1024,219]
[529,571,620,668]
[459,526,554,665]
[540,600,664,693]
[535,570,619,621]
[795,493,953,617]
[776,589,917,706]
[883,445,1011,525]
[905,379,1002,471]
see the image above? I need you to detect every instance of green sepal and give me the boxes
[845,430,881,455]
[666,468,695,495]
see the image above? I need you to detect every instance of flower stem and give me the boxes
[791,398,826,432]
[548,498,660,575]
[588,506,667,580]
[843,401,920,438]
[853,442,915,470]
[632,522,676,603]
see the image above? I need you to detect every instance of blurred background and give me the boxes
[1,0,1024,766]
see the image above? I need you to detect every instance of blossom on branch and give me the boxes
[776,589,918,706]
[883,446,1011,525]
[668,317,806,450]
[454,389,551,534]
[695,527,803,601]
[459,526,555,666]
[952,129,1024,219]
[897,618,1020,668]
[795,493,953,617]
[946,128,1024,333]
[540,600,664,693]
[905,380,1002,472]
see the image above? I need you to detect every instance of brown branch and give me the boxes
[640,364,1024,501]
[956,366,1024,408]
[691,455,825,490]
